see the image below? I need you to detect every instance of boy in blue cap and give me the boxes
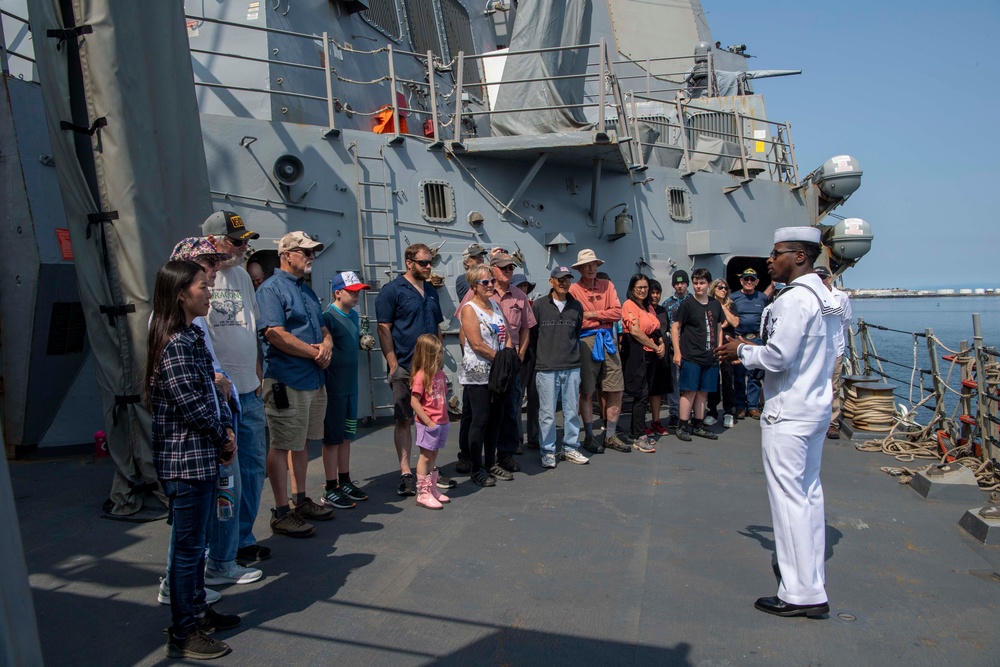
[320,271,371,508]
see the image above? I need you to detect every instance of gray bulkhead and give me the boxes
[188,0,812,417]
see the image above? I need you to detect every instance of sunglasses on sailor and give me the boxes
[768,249,798,259]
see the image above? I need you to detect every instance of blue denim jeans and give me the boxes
[667,361,681,417]
[163,478,214,637]
[734,363,763,412]
[535,368,581,455]
[236,391,267,549]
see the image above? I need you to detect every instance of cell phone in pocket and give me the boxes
[272,381,290,409]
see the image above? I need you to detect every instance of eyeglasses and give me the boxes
[476,278,497,286]
[716,286,728,291]
[497,265,515,272]
[228,237,247,248]
[769,249,798,259]
[633,285,649,291]
[554,276,573,283]
[410,259,433,267]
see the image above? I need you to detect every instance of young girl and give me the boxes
[147,260,239,659]
[410,334,452,509]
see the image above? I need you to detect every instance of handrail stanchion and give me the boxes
[857,319,870,376]
[784,121,800,186]
[322,32,339,138]
[960,341,973,441]
[387,44,402,144]
[630,93,645,170]
[427,50,442,148]
[973,314,994,459]
[707,51,715,97]
[453,52,465,146]
[598,39,606,135]
[0,14,9,76]
[734,110,749,181]
[676,99,693,176]
[645,57,650,97]
[926,328,946,422]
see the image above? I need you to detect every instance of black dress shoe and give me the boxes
[754,596,829,618]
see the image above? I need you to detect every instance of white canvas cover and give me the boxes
[27,0,213,514]
[490,0,595,136]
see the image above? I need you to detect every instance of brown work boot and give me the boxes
[270,508,316,538]
[748,409,762,420]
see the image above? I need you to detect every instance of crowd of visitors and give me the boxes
[145,220,852,658]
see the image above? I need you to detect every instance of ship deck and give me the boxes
[13,415,1000,666]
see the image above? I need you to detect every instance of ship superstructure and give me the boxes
[1,0,869,475]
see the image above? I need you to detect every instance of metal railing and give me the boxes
[848,315,999,461]
[10,13,790,179]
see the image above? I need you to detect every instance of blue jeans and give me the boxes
[667,361,681,417]
[236,391,266,549]
[208,428,241,571]
[536,368,581,455]
[734,363,763,412]
[164,478,214,637]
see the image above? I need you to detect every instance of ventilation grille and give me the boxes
[47,301,87,355]
[688,111,738,142]
[440,0,481,87]
[404,0,443,59]
[667,187,692,222]
[361,0,402,41]
[419,180,456,223]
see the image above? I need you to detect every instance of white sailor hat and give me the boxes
[773,226,821,244]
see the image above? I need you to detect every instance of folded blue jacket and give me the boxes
[579,328,617,361]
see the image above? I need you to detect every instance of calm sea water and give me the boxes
[848,296,1000,418]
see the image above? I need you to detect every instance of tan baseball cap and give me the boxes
[278,231,323,254]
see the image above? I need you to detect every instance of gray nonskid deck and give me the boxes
[13,417,1000,666]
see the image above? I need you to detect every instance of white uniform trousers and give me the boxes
[761,416,828,605]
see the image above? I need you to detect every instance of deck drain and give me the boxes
[837,613,857,622]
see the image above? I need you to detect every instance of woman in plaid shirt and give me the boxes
[145,260,240,660]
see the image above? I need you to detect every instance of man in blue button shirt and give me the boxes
[731,267,768,419]
[376,243,446,496]
[257,231,336,537]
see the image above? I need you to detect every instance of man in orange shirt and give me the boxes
[569,250,629,453]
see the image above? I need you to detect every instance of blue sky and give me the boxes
[703,1,1000,289]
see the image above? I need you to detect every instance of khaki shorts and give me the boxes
[578,335,625,395]
[263,378,327,451]
[389,365,414,422]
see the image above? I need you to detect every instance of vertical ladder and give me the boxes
[350,141,395,417]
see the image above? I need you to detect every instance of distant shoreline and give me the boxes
[847,291,1000,299]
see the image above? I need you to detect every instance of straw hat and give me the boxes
[571,248,604,269]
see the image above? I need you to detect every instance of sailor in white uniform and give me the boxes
[716,226,843,618]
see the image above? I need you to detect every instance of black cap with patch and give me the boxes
[202,210,259,241]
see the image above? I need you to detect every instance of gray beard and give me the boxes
[220,254,243,270]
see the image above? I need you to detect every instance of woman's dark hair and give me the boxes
[627,273,651,309]
[144,260,205,407]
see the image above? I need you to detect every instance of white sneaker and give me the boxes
[158,577,222,605]
[541,453,557,469]
[703,415,718,426]
[559,448,590,465]
[723,414,735,428]
[204,564,263,585]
